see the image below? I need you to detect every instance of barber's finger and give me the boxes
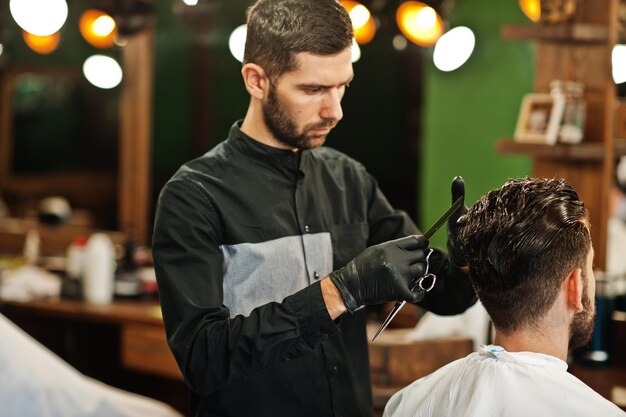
[394,234,428,250]
[451,176,465,204]
[409,262,425,278]
[408,289,426,304]
[450,176,468,227]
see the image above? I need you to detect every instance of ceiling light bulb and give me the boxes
[93,16,116,37]
[22,30,61,54]
[433,26,476,72]
[519,0,541,22]
[350,5,371,30]
[229,24,247,63]
[79,9,117,49]
[10,0,68,36]
[340,1,376,45]
[416,7,437,30]
[83,55,123,89]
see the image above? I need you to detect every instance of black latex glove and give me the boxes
[329,235,429,314]
[447,176,469,267]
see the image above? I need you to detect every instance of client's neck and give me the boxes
[493,322,570,361]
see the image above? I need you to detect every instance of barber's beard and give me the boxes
[568,272,596,350]
[262,84,336,150]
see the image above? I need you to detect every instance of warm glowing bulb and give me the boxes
[22,30,61,54]
[79,9,117,49]
[350,5,371,30]
[519,0,541,22]
[93,16,116,37]
[396,1,444,47]
[416,7,437,30]
[340,1,376,45]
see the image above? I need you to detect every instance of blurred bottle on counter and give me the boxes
[115,234,142,299]
[83,233,116,304]
[61,236,87,299]
[22,229,40,265]
[115,233,158,300]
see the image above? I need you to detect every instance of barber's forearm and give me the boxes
[321,277,347,320]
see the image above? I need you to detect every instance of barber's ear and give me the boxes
[565,268,584,313]
[241,63,268,100]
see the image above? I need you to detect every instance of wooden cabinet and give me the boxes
[497,1,620,269]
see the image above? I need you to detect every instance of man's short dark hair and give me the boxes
[244,0,354,80]
[458,178,591,334]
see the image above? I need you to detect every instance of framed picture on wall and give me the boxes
[514,93,565,145]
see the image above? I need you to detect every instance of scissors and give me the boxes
[371,195,464,341]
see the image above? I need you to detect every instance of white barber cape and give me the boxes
[383,345,626,417]
[0,313,182,417]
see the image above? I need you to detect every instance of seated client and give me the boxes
[0,312,182,417]
[383,178,626,417]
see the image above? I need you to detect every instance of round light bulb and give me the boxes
[229,24,247,63]
[93,16,116,37]
[83,55,123,89]
[433,26,476,72]
[10,0,68,37]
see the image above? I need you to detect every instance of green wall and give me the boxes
[420,1,536,247]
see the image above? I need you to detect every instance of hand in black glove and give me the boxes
[447,176,469,267]
[329,235,429,314]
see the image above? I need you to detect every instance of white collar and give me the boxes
[479,345,568,372]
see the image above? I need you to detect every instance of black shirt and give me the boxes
[152,122,476,417]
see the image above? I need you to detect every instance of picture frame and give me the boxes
[514,93,565,145]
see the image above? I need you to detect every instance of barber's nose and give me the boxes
[321,89,343,121]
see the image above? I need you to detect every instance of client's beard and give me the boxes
[568,272,596,350]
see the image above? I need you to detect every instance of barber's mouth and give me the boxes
[311,127,333,135]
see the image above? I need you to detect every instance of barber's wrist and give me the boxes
[321,276,348,319]
[328,265,363,314]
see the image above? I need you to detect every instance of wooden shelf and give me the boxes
[616,138,626,156]
[501,23,609,43]
[497,139,626,161]
[496,139,605,161]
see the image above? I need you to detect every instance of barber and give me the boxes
[152,1,476,416]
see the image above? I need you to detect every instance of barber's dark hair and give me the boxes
[244,0,354,79]
[458,178,591,334]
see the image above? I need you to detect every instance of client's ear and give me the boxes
[565,268,584,313]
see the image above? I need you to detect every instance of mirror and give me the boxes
[0,30,153,253]
[0,66,119,229]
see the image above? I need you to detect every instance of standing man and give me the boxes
[152,1,475,416]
